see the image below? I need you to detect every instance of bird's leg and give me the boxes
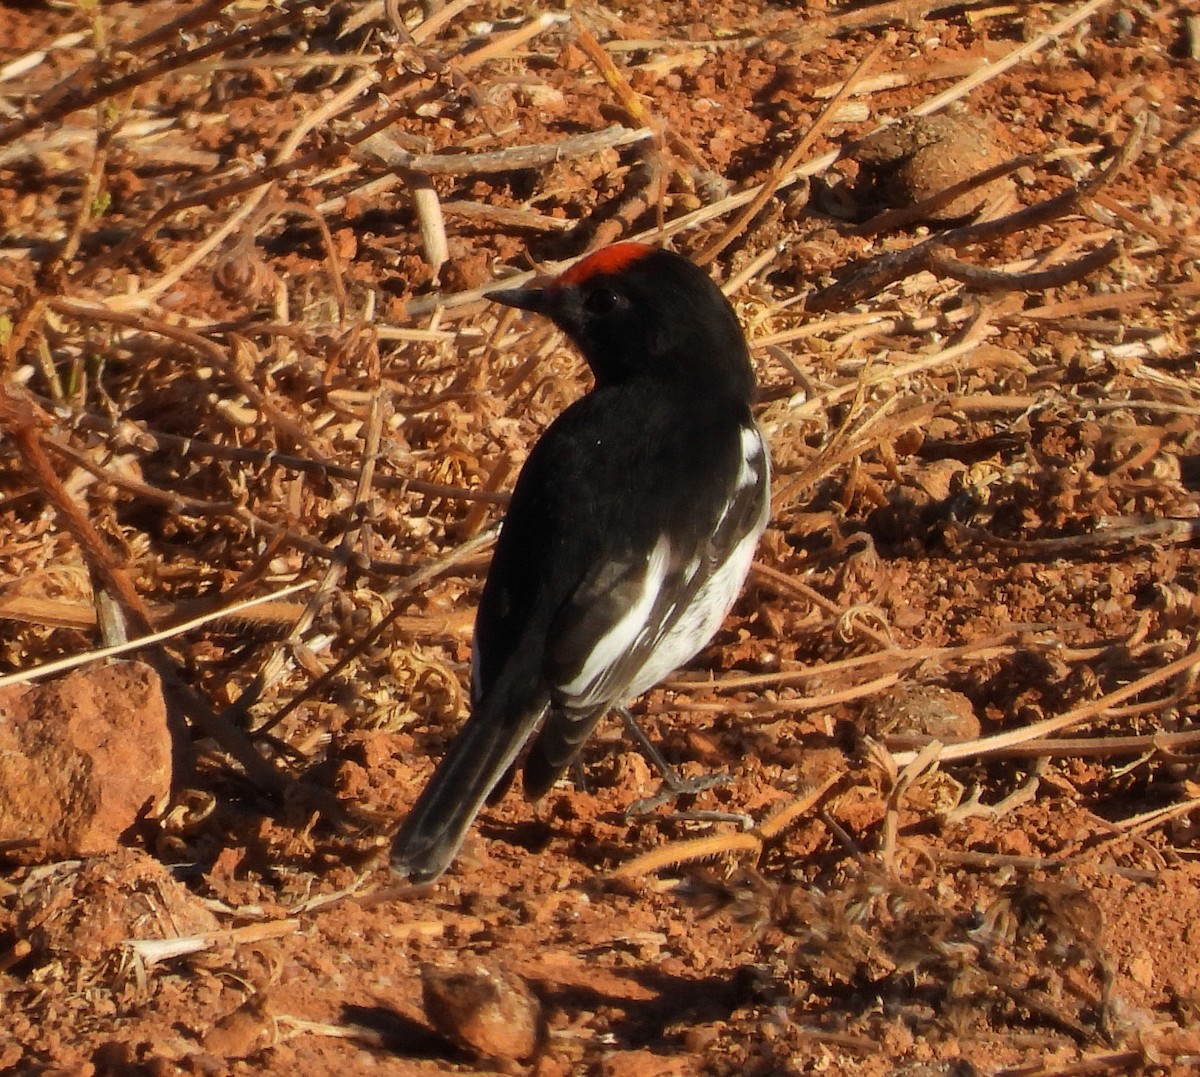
[617,705,686,787]
[569,757,592,796]
[616,706,735,818]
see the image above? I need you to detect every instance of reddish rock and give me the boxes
[0,661,173,863]
[598,1049,689,1077]
[422,961,542,1062]
[851,110,1013,221]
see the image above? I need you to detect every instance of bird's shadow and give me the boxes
[343,963,757,1061]
[338,1004,461,1061]
[537,962,758,1049]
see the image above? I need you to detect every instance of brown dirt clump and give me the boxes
[848,110,1015,220]
[13,847,221,970]
[422,961,543,1063]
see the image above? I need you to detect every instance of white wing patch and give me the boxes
[558,533,672,699]
[735,423,763,491]
[621,513,763,701]
[559,421,770,712]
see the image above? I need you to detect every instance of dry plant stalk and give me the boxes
[0,386,151,628]
[0,0,290,148]
[0,583,314,691]
[610,772,841,879]
[254,525,501,737]
[572,18,709,184]
[927,238,1122,291]
[122,918,300,968]
[890,644,1200,768]
[0,389,293,791]
[910,0,1115,117]
[356,124,653,177]
[698,39,886,266]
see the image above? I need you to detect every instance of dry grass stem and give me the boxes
[609,772,841,879]
[358,124,653,177]
[0,582,314,690]
[891,646,1200,768]
[698,39,887,266]
[927,238,1122,292]
[123,919,300,968]
[909,0,1115,117]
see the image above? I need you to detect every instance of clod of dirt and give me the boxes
[13,846,220,971]
[598,1048,691,1076]
[860,683,981,741]
[202,994,275,1059]
[421,961,542,1062]
[849,111,1013,221]
[0,661,173,863]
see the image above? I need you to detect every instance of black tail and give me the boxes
[522,704,608,801]
[391,696,548,883]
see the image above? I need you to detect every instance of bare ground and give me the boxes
[2,1,1200,1074]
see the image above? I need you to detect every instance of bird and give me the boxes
[390,242,770,883]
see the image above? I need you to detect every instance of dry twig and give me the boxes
[609,772,841,879]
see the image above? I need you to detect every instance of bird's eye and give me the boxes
[583,287,621,316]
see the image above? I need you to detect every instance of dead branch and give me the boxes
[357,124,653,176]
[50,400,512,505]
[927,238,1123,292]
[698,39,886,266]
[890,645,1200,768]
[0,1,309,149]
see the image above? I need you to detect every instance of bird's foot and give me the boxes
[625,772,749,822]
[614,705,743,818]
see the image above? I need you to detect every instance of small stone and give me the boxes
[421,961,541,1061]
[203,996,274,1059]
[1107,8,1134,39]
[861,684,981,742]
[850,111,1013,221]
[1127,953,1155,988]
[0,661,173,863]
[599,1048,689,1076]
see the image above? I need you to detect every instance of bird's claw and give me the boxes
[624,771,734,818]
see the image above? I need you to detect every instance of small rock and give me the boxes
[422,961,541,1062]
[203,995,274,1059]
[598,1048,688,1077]
[850,111,1012,221]
[0,661,173,863]
[861,684,981,742]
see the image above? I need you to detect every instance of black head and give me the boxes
[486,244,755,402]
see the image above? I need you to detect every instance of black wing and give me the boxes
[524,416,769,797]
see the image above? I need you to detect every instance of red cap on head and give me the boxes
[557,242,655,287]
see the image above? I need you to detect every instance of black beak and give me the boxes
[485,282,556,314]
